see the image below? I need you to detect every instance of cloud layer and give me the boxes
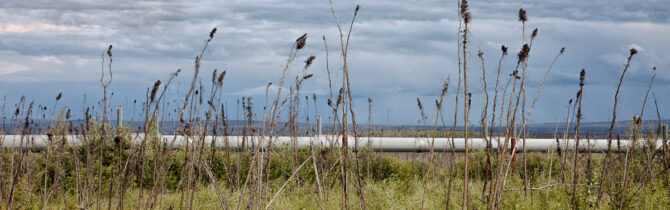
[0,0,668,125]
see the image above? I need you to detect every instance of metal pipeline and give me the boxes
[1,135,666,152]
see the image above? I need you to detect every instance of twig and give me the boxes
[265,155,312,209]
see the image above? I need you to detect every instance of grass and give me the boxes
[3,148,669,209]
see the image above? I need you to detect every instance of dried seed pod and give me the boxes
[107,45,113,57]
[209,27,217,39]
[517,44,530,62]
[519,8,527,22]
[305,55,316,68]
[579,69,586,87]
[460,0,469,15]
[296,33,307,50]
[463,12,471,23]
[440,81,449,97]
[302,74,313,80]
[217,70,226,84]
[150,80,161,102]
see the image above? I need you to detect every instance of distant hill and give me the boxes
[2,119,667,137]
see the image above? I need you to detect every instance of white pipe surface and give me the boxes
[1,135,666,152]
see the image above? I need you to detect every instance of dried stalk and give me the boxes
[571,69,585,210]
[596,48,637,204]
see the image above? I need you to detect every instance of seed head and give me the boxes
[579,69,586,87]
[519,8,527,22]
[460,0,471,23]
[368,98,373,103]
[217,70,226,84]
[355,4,360,15]
[460,0,469,15]
[560,47,566,54]
[56,92,62,101]
[478,50,484,58]
[209,27,217,39]
[531,28,538,38]
[517,44,530,62]
[569,98,573,104]
[501,45,508,55]
[440,81,449,97]
[630,47,638,56]
[212,69,218,83]
[296,33,307,50]
[305,55,316,68]
[150,80,161,102]
[463,12,471,23]
[416,98,423,111]
[302,74,313,80]
[107,45,113,57]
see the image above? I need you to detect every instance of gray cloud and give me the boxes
[0,0,668,125]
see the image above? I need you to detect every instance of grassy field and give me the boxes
[2,146,669,209]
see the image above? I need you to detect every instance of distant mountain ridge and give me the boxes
[2,119,668,137]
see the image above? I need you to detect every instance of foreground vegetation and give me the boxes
[2,146,669,209]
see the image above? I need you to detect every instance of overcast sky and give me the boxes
[0,0,668,125]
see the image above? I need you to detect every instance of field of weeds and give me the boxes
[1,0,669,209]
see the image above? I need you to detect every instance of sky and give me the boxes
[0,0,668,126]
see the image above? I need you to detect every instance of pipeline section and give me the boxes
[1,135,667,152]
